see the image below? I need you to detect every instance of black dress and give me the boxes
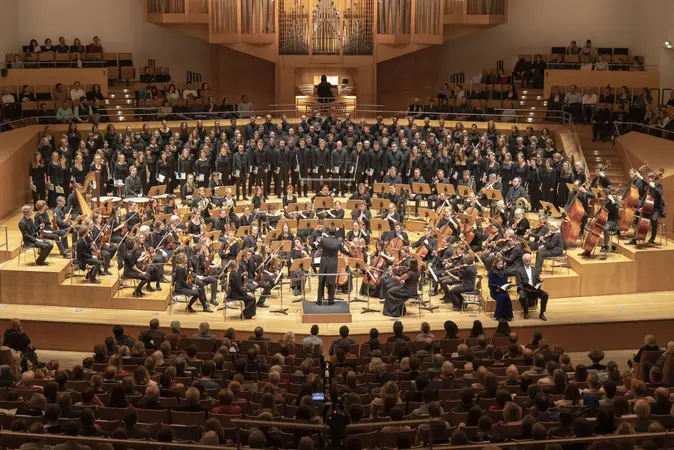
[528,166,542,211]
[541,168,557,205]
[499,162,514,197]
[30,164,47,204]
[557,171,573,208]
[383,270,419,317]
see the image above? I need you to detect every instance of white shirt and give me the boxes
[166,91,180,100]
[237,102,253,117]
[1,94,15,105]
[582,93,598,105]
[580,63,594,71]
[524,266,533,284]
[595,61,608,71]
[70,88,85,102]
[182,89,198,99]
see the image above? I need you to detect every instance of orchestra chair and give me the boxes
[17,245,38,266]
[68,251,95,284]
[657,218,668,246]
[116,265,137,296]
[549,240,569,274]
[168,274,188,315]
[461,275,484,314]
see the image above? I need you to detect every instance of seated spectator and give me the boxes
[108,383,128,408]
[88,36,103,53]
[633,399,653,432]
[44,404,62,434]
[581,90,598,124]
[556,383,583,408]
[580,55,594,70]
[476,372,499,399]
[329,326,355,355]
[211,389,241,414]
[79,408,107,437]
[175,387,209,412]
[501,401,523,425]
[156,67,171,83]
[237,94,253,118]
[650,387,672,415]
[567,40,580,55]
[533,393,558,422]
[122,407,149,439]
[501,365,519,387]
[57,392,79,419]
[182,82,198,100]
[452,387,475,413]
[595,55,609,71]
[386,321,411,344]
[548,407,575,437]
[140,67,155,84]
[564,85,582,120]
[16,393,46,416]
[381,406,410,431]
[134,385,163,410]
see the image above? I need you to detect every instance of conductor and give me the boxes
[316,226,350,305]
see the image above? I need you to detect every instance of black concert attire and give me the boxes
[19,216,53,264]
[228,266,256,318]
[123,247,150,296]
[174,265,210,312]
[602,197,620,249]
[34,211,67,255]
[516,265,549,318]
[382,270,419,317]
[316,235,350,305]
[441,264,477,310]
[503,243,524,277]
[534,231,563,271]
[76,235,102,282]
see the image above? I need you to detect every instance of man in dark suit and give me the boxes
[316,226,350,305]
[516,253,549,321]
[18,204,53,265]
[440,254,477,311]
[503,234,524,276]
[75,226,102,283]
[600,189,620,253]
[534,222,563,270]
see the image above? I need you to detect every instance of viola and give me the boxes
[187,267,193,285]
[364,253,387,286]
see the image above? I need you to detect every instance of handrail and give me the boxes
[567,120,590,180]
[2,61,108,69]
[0,225,8,255]
[613,121,674,141]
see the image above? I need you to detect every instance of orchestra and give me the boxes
[19,117,668,322]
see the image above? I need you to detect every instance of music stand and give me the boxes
[394,184,411,195]
[458,186,473,197]
[425,266,440,312]
[290,257,312,303]
[234,204,247,214]
[372,183,387,195]
[147,185,167,197]
[265,229,282,242]
[270,240,292,252]
[325,218,344,230]
[236,226,251,237]
[205,230,221,241]
[371,198,388,210]
[346,200,364,211]
[261,202,281,212]
[370,218,390,238]
[484,189,503,202]
[348,258,379,313]
[418,208,437,223]
[298,219,318,230]
[437,183,456,196]
[313,197,333,210]
[412,183,432,195]
[540,201,560,217]
[286,203,304,214]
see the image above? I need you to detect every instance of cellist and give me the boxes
[382,222,409,246]
[75,225,103,284]
[627,171,665,245]
[411,226,437,263]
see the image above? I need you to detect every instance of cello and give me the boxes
[560,182,588,243]
[635,168,665,241]
[618,162,648,233]
[582,206,609,254]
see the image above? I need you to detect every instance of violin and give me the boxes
[187,267,193,285]
[51,214,58,231]
[364,253,387,286]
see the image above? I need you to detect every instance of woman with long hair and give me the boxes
[382,258,420,317]
[30,151,47,204]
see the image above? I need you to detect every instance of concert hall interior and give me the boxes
[0,0,673,447]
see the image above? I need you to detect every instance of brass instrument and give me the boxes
[516,197,531,211]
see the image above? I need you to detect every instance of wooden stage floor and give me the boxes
[1,203,674,353]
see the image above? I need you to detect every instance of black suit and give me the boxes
[534,232,563,270]
[504,243,524,276]
[18,217,53,264]
[76,236,102,281]
[441,265,477,310]
[516,265,549,316]
[317,235,349,304]
[228,268,256,318]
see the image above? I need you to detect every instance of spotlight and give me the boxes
[665,41,671,46]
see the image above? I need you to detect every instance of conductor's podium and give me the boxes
[0,255,170,311]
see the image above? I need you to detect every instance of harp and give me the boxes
[74,171,101,218]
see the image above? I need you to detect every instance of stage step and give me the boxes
[567,251,637,297]
[618,239,674,293]
[111,285,171,311]
[0,255,70,306]
[59,274,119,309]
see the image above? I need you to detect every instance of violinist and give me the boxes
[351,201,371,230]
[219,230,240,266]
[136,234,165,291]
[381,203,401,231]
[511,208,530,237]
[75,225,103,284]
[533,222,563,270]
[108,207,126,244]
[226,259,256,319]
[382,222,409,246]
[53,196,74,246]
[288,239,310,296]
[627,171,664,245]
[265,205,281,232]
[349,183,372,209]
[503,234,524,276]
[239,206,255,228]
[411,226,437,262]
[173,251,212,314]
[480,173,503,205]
[491,200,508,227]
[124,202,142,230]
[91,214,115,275]
[440,254,477,311]
[600,188,620,253]
[33,200,68,257]
[19,204,53,265]
[241,248,278,308]
[525,213,550,248]
[243,225,263,250]
[191,238,220,307]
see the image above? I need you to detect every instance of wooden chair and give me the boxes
[97,407,126,421]
[95,419,122,433]
[170,410,207,426]
[137,408,170,424]
[447,410,469,426]
[157,397,179,409]
[377,428,417,448]
[351,430,377,449]
[168,424,200,442]
[209,413,241,428]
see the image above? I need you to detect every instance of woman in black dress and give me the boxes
[557,161,573,208]
[513,153,529,188]
[71,153,87,186]
[155,150,173,189]
[499,152,514,197]
[46,152,64,208]
[30,151,47,205]
[383,258,420,317]
[194,148,211,188]
[528,158,543,212]
[215,145,232,186]
[541,158,556,205]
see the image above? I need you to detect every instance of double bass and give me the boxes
[618,162,648,233]
[582,207,608,254]
[561,183,588,243]
[635,168,665,241]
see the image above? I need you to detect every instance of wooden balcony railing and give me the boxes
[146,0,209,23]
[444,0,507,24]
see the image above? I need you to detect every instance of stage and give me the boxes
[1,202,674,354]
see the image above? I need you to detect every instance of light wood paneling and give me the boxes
[618,241,674,293]
[0,69,109,95]
[567,251,637,297]
[0,127,39,220]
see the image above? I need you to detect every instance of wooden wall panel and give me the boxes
[211,46,276,113]
[0,126,39,218]
[0,69,109,95]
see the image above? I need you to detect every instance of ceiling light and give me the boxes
[666,41,671,46]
